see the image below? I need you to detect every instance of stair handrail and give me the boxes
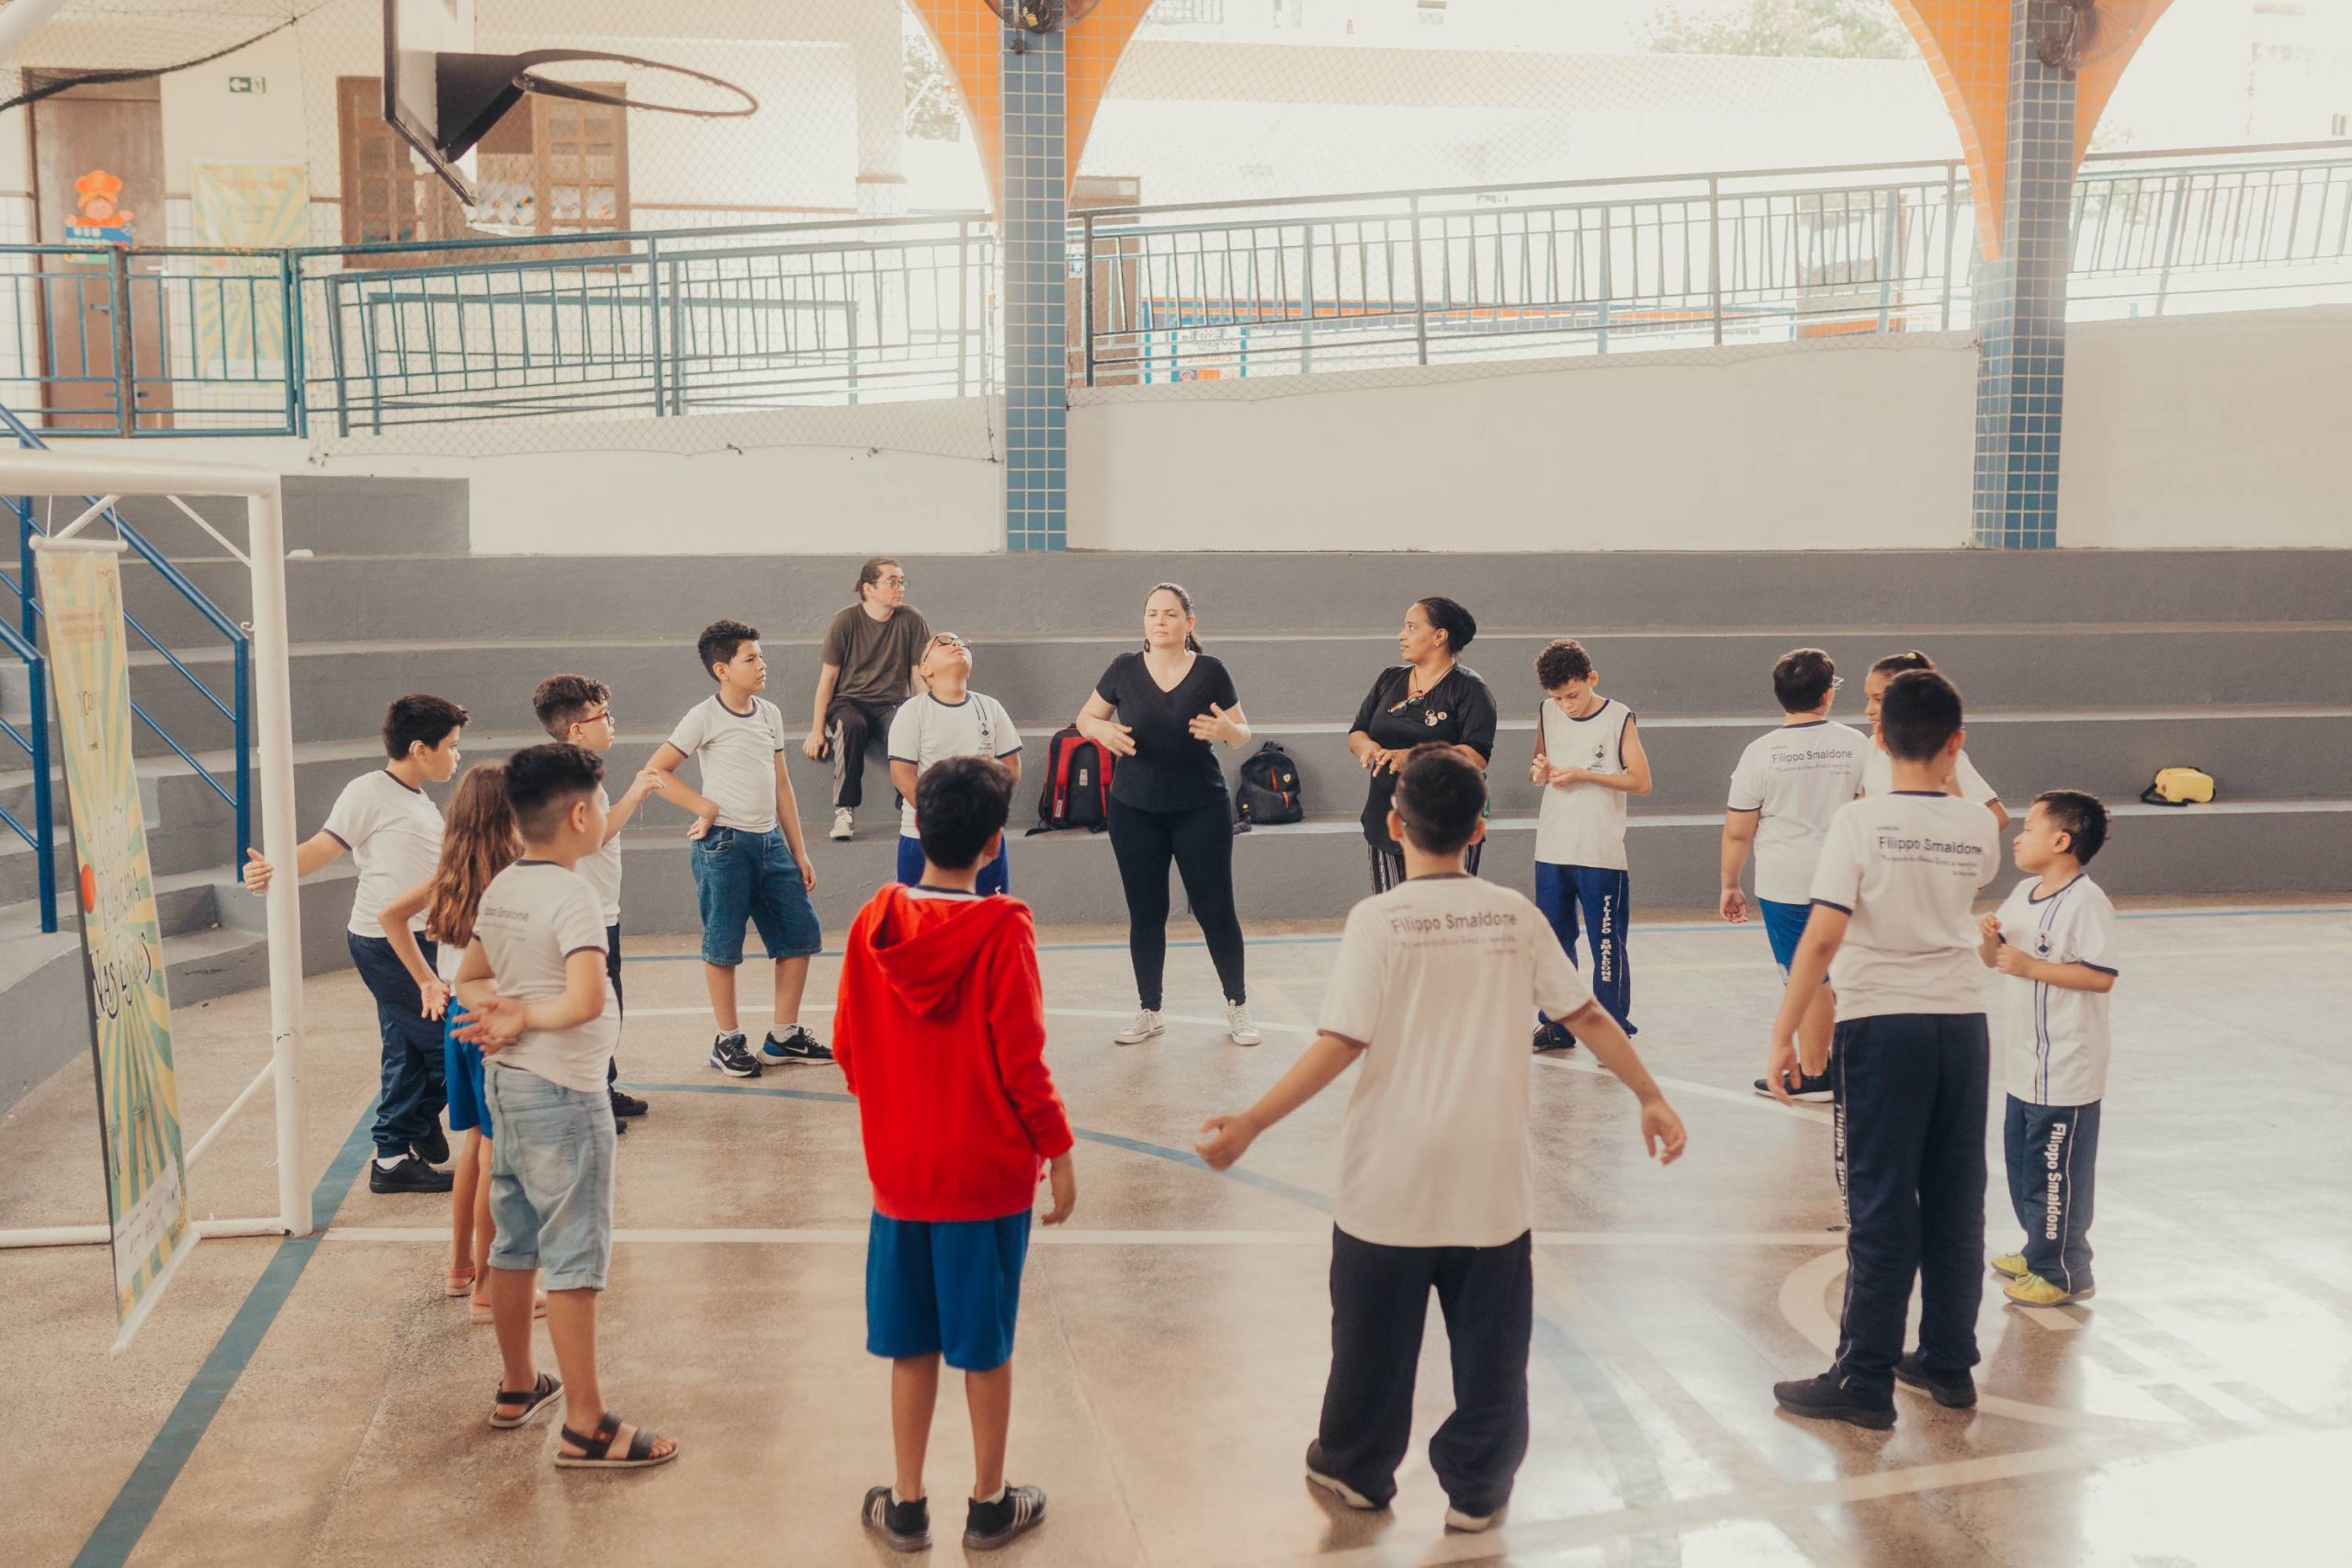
[0,607,55,932]
[0,401,254,877]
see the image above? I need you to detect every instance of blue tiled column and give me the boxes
[1972,0,2077,548]
[1001,23,1068,551]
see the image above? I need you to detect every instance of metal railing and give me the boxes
[0,403,254,910]
[1078,141,2352,384]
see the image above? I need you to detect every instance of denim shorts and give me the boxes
[866,1209,1033,1371]
[484,1066,616,1291]
[691,826,823,965]
[443,1002,491,1137]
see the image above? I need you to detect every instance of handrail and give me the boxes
[0,401,254,882]
[0,605,55,932]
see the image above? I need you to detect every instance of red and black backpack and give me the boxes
[1029,726,1115,833]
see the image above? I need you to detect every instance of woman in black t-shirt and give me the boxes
[1347,596,1498,891]
[1075,583,1258,1048]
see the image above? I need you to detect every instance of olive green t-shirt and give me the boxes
[821,604,932,705]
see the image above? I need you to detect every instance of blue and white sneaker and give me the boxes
[758,1025,834,1066]
[708,1032,762,1078]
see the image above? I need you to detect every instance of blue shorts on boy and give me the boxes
[895,835,1010,897]
[865,1211,1033,1371]
[1727,717,1870,978]
[443,1001,491,1138]
[667,693,822,965]
[1758,897,1811,976]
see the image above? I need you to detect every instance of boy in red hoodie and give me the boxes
[835,754,1076,1554]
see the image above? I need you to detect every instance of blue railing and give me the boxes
[0,403,254,914]
[0,607,54,932]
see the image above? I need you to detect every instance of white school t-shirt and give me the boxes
[472,861,618,1093]
[1862,743,1999,808]
[575,785,622,926]
[1810,793,2001,1021]
[322,769,445,937]
[1727,721,1871,906]
[887,690,1023,838]
[666,695,786,833]
[1317,874,1596,1249]
[1994,874,2120,1106]
[1534,697,1634,871]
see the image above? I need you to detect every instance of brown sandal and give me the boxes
[554,1412,678,1471]
[488,1371,562,1430]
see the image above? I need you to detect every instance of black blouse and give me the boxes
[1348,663,1499,842]
[1093,650,1242,813]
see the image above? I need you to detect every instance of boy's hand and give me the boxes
[1977,912,2004,944]
[1041,1154,1076,1225]
[1763,1035,1802,1107]
[419,978,450,1021]
[796,851,819,893]
[456,995,526,1053]
[800,730,831,761]
[1527,756,1548,785]
[1720,887,1748,923]
[1193,1111,1259,1172]
[686,811,717,841]
[241,849,274,894]
[1638,1099,1688,1165]
[626,767,665,806]
[1992,944,2036,978]
[1548,765,1589,787]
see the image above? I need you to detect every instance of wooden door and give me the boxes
[28,74,173,432]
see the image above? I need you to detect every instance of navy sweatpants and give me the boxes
[1533,862,1633,1033]
[1829,1012,1989,1404]
[349,932,447,1158]
[2003,1095,2100,1294]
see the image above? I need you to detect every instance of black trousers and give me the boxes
[605,921,623,1089]
[825,695,900,810]
[1317,1226,1532,1515]
[1106,796,1246,1010]
[1829,1012,1989,1404]
[1367,839,1482,893]
[2003,1095,2100,1293]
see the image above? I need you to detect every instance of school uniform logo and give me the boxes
[2032,932,2053,958]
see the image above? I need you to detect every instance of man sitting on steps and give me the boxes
[804,557,931,842]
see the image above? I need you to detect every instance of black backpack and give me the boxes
[1028,726,1114,833]
[1234,741,1305,828]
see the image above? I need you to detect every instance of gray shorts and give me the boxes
[484,1066,616,1291]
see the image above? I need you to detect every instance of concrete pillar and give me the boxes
[1971,0,2078,549]
[1000,22,1066,552]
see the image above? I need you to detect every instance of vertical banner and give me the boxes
[190,162,309,373]
[37,546,194,1351]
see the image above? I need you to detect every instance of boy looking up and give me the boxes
[243,693,469,1193]
[1980,790,2119,1309]
[887,633,1023,897]
[533,673,718,1123]
[1721,649,1869,1102]
[457,743,676,1472]
[836,756,1073,1554]
[1198,747,1685,1532]
[650,620,830,1079]
[1766,671,2001,1429]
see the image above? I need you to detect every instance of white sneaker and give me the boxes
[830,807,854,840]
[1225,1002,1261,1047]
[1114,1009,1163,1045]
[1444,1505,1503,1533]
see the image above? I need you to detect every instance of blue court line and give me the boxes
[73,1097,383,1568]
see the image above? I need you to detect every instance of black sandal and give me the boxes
[488,1371,562,1430]
[554,1411,678,1471]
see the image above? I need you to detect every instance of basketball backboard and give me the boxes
[383,0,481,204]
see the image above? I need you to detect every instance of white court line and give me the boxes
[322,1226,1836,1248]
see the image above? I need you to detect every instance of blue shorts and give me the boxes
[1758,897,1813,977]
[443,1002,491,1137]
[691,826,822,965]
[866,1210,1033,1371]
[895,835,1010,897]
[484,1066,616,1291]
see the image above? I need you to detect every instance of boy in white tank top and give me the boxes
[1529,639,1652,1045]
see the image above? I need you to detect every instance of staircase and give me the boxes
[3,486,2349,1110]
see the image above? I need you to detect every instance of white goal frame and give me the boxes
[0,449,308,1247]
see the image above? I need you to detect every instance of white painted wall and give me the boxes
[1069,334,1983,551]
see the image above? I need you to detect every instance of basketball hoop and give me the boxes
[506,50,758,118]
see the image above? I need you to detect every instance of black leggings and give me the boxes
[1107,796,1246,1010]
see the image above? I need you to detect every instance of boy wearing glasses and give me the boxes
[1718,649,1869,1104]
[888,634,1023,897]
[805,556,933,842]
[533,674,719,1123]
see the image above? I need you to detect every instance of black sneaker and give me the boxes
[411,1126,451,1166]
[963,1483,1046,1551]
[758,1025,835,1066]
[368,1154,455,1194]
[1772,1373,1895,1430]
[1302,1440,1383,1510]
[1894,1352,1978,1408]
[862,1486,930,1553]
[1754,1070,1835,1103]
[708,1032,762,1077]
[1532,1021,1577,1054]
[609,1088,650,1119]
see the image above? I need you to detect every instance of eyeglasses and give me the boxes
[579,709,615,726]
[879,575,909,588]
[930,632,967,648]
[1829,676,1846,690]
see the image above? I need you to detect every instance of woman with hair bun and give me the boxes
[1346,596,1499,891]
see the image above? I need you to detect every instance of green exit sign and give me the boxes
[229,75,266,94]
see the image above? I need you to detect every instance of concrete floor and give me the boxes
[6,901,2351,1568]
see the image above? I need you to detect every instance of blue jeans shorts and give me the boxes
[895,835,1010,897]
[1758,897,1813,977]
[866,1210,1033,1371]
[484,1066,616,1291]
[443,1001,491,1137]
[691,826,823,965]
